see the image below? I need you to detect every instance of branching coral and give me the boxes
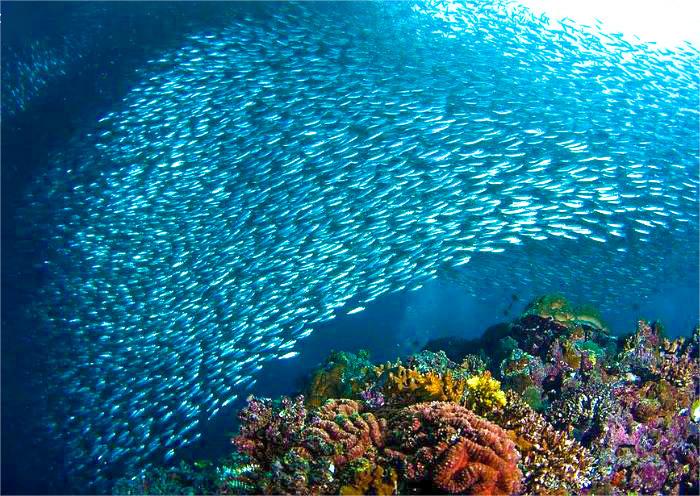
[486,391,594,495]
[385,401,521,495]
[379,365,467,405]
[462,371,508,417]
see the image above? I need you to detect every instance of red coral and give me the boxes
[386,401,521,495]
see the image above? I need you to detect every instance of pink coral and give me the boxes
[385,401,521,495]
[305,399,386,467]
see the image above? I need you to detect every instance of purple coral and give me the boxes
[360,387,385,409]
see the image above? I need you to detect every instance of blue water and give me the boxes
[2,1,698,494]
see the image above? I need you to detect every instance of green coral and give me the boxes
[306,350,375,406]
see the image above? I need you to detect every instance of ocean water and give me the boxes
[1,1,698,494]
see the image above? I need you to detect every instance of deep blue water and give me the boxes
[2,2,698,494]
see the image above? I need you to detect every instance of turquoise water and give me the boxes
[2,1,698,493]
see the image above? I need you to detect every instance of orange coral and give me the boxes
[380,365,466,405]
[385,401,521,495]
[339,460,397,495]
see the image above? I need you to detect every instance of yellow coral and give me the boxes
[380,365,466,405]
[462,371,507,416]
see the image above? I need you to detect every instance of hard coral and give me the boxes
[233,395,307,462]
[232,397,388,495]
[549,379,620,445]
[306,351,375,407]
[462,371,507,417]
[307,399,387,467]
[486,391,593,495]
[385,401,521,495]
[339,458,397,495]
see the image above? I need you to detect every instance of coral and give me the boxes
[233,396,386,494]
[591,388,699,495]
[486,391,594,494]
[115,295,700,496]
[233,395,307,462]
[306,351,375,407]
[618,320,699,396]
[549,379,620,445]
[499,348,546,395]
[459,354,488,376]
[521,385,545,411]
[306,399,386,467]
[405,350,457,375]
[523,294,607,332]
[379,365,467,405]
[462,371,507,417]
[385,402,521,495]
[509,314,570,360]
[359,387,386,409]
[618,320,663,378]
[339,458,397,495]
[523,294,576,323]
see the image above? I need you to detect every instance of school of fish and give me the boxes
[17,0,699,486]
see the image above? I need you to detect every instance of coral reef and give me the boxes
[112,294,698,496]
[378,364,467,405]
[339,459,397,495]
[462,371,508,417]
[231,397,388,494]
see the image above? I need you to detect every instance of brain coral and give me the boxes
[384,401,521,495]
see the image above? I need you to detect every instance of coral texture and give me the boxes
[487,391,594,494]
[385,401,521,495]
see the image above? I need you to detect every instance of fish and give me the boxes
[17,0,699,488]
